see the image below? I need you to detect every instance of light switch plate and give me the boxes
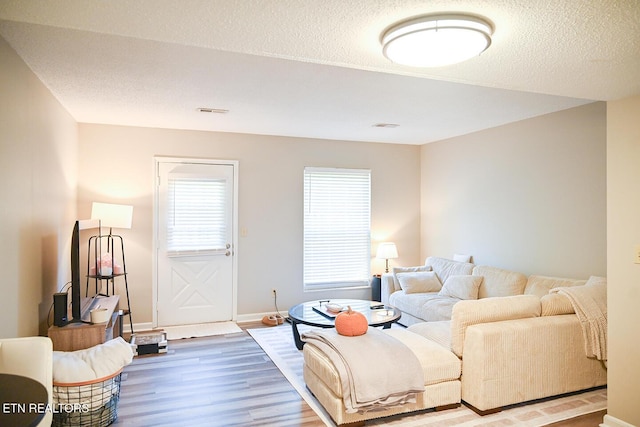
[635,245,640,264]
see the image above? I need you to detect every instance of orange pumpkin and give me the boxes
[335,306,368,337]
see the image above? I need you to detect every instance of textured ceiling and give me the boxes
[1,0,639,144]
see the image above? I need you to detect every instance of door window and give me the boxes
[167,175,228,255]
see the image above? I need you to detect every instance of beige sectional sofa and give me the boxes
[409,292,607,413]
[302,256,607,424]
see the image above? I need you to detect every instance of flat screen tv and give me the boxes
[68,219,102,323]
[70,220,82,322]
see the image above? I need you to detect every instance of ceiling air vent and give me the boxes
[197,108,229,114]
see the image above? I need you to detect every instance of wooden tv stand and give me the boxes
[48,295,120,351]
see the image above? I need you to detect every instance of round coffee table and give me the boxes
[288,299,401,350]
[0,373,48,427]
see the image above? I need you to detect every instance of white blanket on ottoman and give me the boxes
[302,328,425,414]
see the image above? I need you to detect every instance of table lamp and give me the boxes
[376,242,398,273]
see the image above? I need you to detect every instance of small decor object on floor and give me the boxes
[335,306,368,336]
[130,331,168,356]
[262,314,284,326]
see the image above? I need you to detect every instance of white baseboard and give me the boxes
[236,311,284,324]
[122,312,279,334]
[126,322,154,334]
[601,414,636,427]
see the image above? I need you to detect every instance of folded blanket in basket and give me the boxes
[302,328,425,414]
[53,337,134,383]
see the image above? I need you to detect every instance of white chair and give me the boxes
[0,336,53,426]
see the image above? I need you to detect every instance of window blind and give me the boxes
[167,175,227,255]
[304,167,371,289]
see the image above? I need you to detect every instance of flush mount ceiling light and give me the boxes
[381,14,493,67]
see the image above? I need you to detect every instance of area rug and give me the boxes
[248,324,607,427]
[163,321,242,340]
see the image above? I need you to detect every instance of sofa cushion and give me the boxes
[408,321,452,350]
[418,298,460,322]
[397,271,442,294]
[384,329,461,385]
[524,275,587,298]
[391,265,432,292]
[303,340,343,396]
[472,265,527,299]
[425,256,475,284]
[389,291,439,319]
[541,293,575,316]
[450,295,541,357]
[438,275,482,300]
[389,292,458,322]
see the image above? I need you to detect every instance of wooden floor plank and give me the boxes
[112,327,325,426]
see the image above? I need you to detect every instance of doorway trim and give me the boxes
[152,156,239,328]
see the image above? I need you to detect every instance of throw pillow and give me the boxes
[396,271,442,294]
[453,253,472,263]
[438,275,482,300]
[392,265,432,290]
[540,293,575,316]
[586,275,607,287]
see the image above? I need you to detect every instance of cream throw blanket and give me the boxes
[302,328,425,414]
[551,277,607,364]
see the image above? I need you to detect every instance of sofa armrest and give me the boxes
[380,273,396,304]
[461,315,607,412]
[450,295,540,357]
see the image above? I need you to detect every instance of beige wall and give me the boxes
[0,36,78,337]
[420,102,606,278]
[606,94,640,427]
[77,124,421,324]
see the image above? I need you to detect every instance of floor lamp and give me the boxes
[90,202,134,335]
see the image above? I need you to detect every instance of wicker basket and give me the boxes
[52,369,122,427]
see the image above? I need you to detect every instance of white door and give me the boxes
[156,160,236,326]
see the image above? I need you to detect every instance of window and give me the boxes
[304,167,371,289]
[167,175,228,254]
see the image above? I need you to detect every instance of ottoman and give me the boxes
[303,328,461,426]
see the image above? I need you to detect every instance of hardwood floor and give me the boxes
[113,322,604,426]
[543,409,607,427]
[113,323,325,426]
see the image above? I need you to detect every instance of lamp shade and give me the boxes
[91,202,133,230]
[376,242,398,260]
